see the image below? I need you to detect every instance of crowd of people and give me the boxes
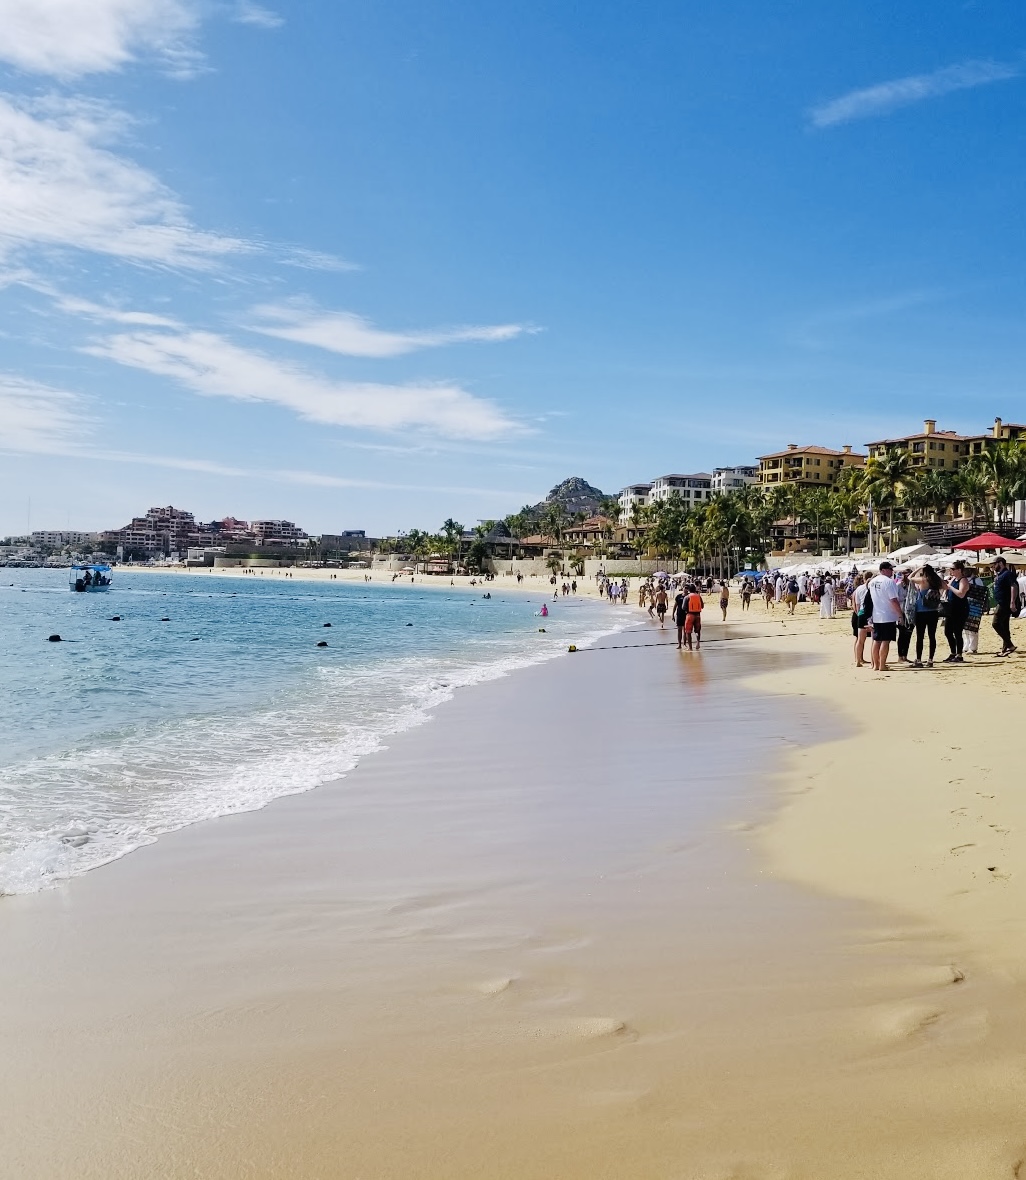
[593,558,1023,672]
[849,557,1021,671]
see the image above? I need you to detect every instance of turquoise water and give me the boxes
[0,571,620,894]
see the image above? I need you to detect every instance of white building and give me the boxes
[617,483,652,526]
[648,473,712,506]
[711,465,758,494]
[31,531,93,547]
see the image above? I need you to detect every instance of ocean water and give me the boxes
[0,571,622,895]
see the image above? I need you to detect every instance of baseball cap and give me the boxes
[879,561,894,571]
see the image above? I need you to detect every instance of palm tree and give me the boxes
[802,487,833,552]
[955,464,991,530]
[916,468,955,523]
[975,439,1026,528]
[861,446,913,550]
[440,518,464,568]
[541,502,568,545]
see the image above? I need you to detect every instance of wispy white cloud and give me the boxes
[809,59,1020,128]
[0,0,201,79]
[0,95,248,268]
[790,288,944,349]
[50,291,182,327]
[233,2,283,30]
[0,375,91,453]
[248,301,532,358]
[85,327,521,439]
[275,246,360,273]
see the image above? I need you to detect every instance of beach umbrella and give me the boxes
[955,532,1026,551]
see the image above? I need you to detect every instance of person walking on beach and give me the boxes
[741,579,753,610]
[852,572,872,667]
[942,560,971,662]
[763,576,775,609]
[672,589,688,649]
[718,580,729,621]
[784,575,799,616]
[868,561,903,672]
[684,585,704,650]
[654,584,668,627]
[819,574,836,619]
[963,568,988,654]
[991,555,1019,656]
[895,569,916,663]
[912,564,943,667]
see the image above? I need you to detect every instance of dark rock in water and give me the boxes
[323,622,331,627]
[316,640,329,647]
[160,617,170,622]
[47,634,62,642]
[110,616,121,621]
[189,637,200,641]
[406,622,413,626]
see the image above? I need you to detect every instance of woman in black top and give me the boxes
[942,560,971,662]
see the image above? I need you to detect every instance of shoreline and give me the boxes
[115,561,615,601]
[4,601,1026,1174]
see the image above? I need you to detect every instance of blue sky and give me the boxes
[1,1,1025,535]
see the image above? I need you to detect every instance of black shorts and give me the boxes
[851,611,861,636]
[872,621,897,642]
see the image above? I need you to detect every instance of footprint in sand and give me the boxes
[950,843,975,855]
[473,976,517,996]
[517,1016,637,1043]
[871,1004,943,1042]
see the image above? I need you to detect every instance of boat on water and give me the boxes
[70,564,112,592]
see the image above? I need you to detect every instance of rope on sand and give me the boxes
[573,631,799,652]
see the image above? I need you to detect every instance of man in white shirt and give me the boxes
[868,561,904,671]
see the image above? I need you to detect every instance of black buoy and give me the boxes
[110,616,121,621]
[316,640,329,647]
[323,622,332,627]
[405,622,413,626]
[47,634,62,642]
[160,617,170,622]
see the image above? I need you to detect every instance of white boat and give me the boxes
[70,563,112,592]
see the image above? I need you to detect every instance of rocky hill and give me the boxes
[531,476,608,518]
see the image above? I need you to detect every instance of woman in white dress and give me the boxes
[819,575,836,619]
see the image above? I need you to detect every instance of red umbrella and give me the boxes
[956,532,1026,551]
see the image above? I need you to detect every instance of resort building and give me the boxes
[30,531,94,547]
[251,520,308,546]
[757,444,865,489]
[865,419,969,469]
[648,473,713,505]
[562,515,615,548]
[864,417,1026,468]
[964,417,1026,457]
[617,483,652,526]
[711,466,758,494]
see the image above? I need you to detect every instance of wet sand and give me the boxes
[4,608,1026,1177]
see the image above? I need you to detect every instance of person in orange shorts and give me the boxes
[683,585,704,650]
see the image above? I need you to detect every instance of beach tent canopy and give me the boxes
[889,543,936,562]
[1001,551,1026,565]
[956,532,1026,551]
[737,569,764,580]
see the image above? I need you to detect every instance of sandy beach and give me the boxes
[4,594,1026,1177]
